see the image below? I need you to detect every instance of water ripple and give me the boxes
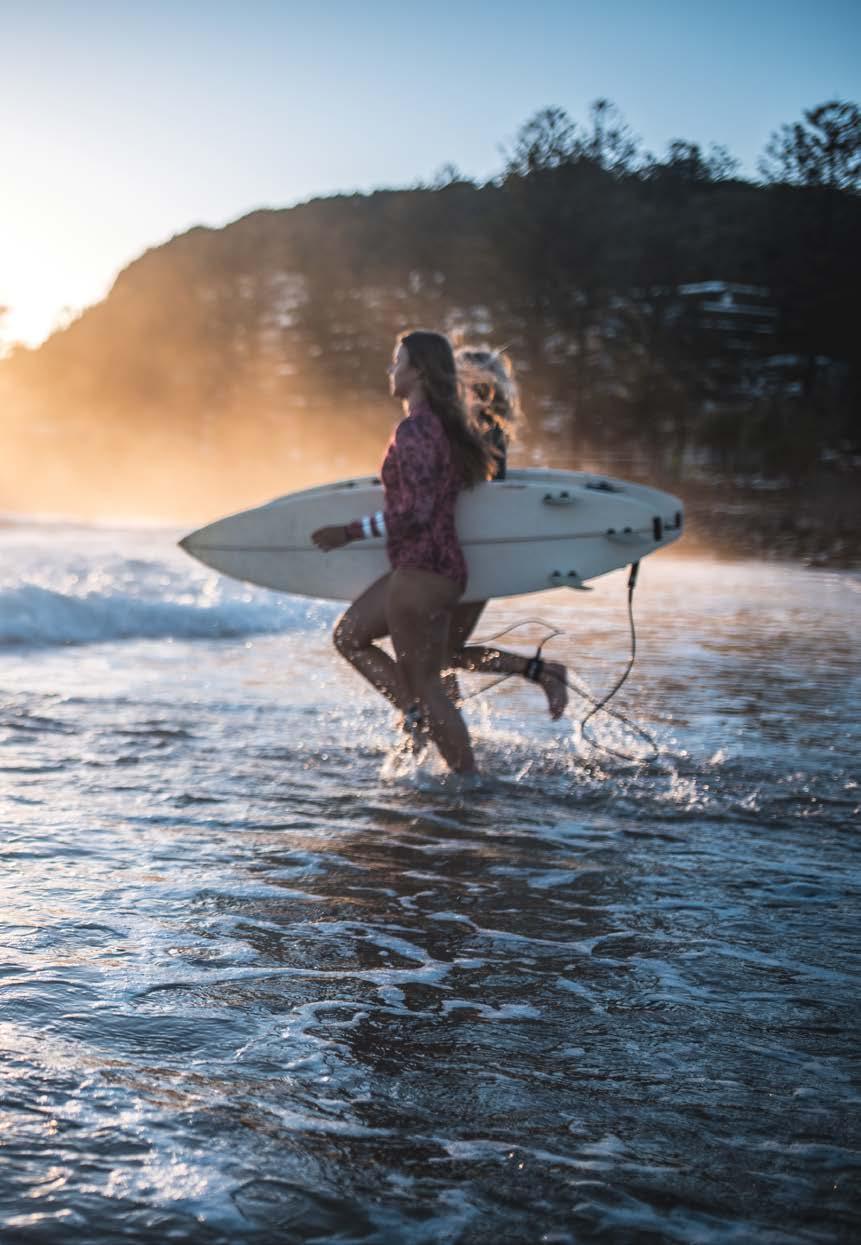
[1,539,859,1241]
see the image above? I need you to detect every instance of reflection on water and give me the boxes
[1,530,859,1243]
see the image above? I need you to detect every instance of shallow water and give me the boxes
[1,522,859,1243]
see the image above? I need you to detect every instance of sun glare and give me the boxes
[0,208,110,351]
[0,252,80,350]
[2,298,75,350]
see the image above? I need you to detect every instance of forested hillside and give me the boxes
[2,100,859,552]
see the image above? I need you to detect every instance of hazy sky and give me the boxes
[3,0,859,347]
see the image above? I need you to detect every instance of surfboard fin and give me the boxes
[548,570,593,591]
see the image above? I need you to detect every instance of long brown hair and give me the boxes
[400,330,494,487]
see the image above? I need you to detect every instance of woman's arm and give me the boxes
[313,417,439,551]
[382,418,438,537]
[331,418,438,546]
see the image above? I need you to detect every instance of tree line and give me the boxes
[2,99,859,516]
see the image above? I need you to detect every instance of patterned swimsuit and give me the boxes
[348,402,468,589]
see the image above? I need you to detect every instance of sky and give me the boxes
[2,0,859,349]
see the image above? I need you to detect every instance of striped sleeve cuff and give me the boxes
[346,511,386,541]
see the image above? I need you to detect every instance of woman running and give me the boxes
[311,330,494,775]
[447,346,568,720]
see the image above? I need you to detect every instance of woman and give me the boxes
[311,330,494,775]
[446,346,568,720]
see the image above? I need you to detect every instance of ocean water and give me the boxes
[1,519,859,1244]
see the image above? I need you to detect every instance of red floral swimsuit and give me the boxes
[347,402,467,589]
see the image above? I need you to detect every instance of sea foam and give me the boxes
[0,527,334,648]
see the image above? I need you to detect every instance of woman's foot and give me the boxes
[539,661,568,719]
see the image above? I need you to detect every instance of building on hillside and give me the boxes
[673,282,778,405]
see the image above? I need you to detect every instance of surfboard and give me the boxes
[179,469,683,603]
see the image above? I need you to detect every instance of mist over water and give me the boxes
[1,521,859,1243]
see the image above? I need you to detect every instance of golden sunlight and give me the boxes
[0,209,108,349]
[2,296,69,350]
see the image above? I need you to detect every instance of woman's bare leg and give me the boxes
[443,601,486,703]
[387,570,477,773]
[444,603,567,719]
[453,643,569,720]
[333,573,405,709]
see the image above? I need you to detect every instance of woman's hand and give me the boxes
[312,525,350,551]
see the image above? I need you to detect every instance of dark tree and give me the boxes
[759,100,861,192]
[504,106,579,176]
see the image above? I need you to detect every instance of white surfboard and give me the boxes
[179,469,683,603]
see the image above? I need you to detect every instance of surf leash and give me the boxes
[461,561,659,763]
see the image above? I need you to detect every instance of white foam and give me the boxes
[440,1000,542,1020]
[0,525,337,650]
[0,581,328,648]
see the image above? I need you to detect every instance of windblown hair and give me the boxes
[455,345,524,442]
[400,330,494,486]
